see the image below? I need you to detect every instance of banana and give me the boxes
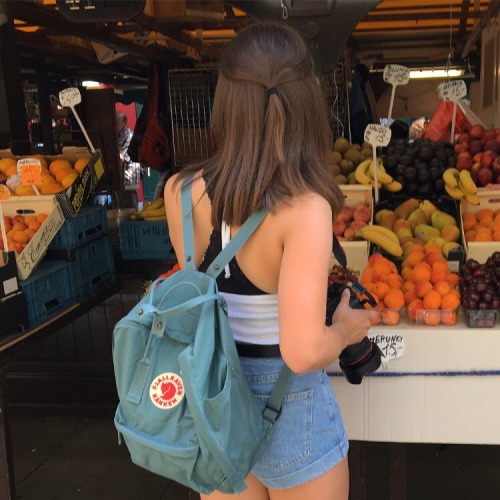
[458,170,478,195]
[147,197,165,210]
[355,227,403,257]
[368,160,393,185]
[383,180,403,192]
[143,216,167,221]
[354,159,372,185]
[443,168,460,188]
[363,224,400,245]
[463,192,480,206]
[445,184,464,200]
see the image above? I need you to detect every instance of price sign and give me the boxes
[0,184,11,200]
[383,64,410,124]
[58,87,95,152]
[364,124,392,147]
[17,158,41,186]
[369,333,405,363]
[383,64,411,86]
[438,79,467,102]
[59,87,82,107]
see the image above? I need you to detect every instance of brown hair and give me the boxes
[177,22,344,227]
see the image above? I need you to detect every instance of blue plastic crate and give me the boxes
[20,260,74,328]
[119,220,173,260]
[49,205,108,250]
[69,235,116,298]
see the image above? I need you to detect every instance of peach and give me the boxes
[352,204,371,223]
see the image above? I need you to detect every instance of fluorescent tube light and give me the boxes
[82,80,103,88]
[410,69,465,79]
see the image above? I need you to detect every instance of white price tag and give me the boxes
[364,124,392,147]
[59,87,82,107]
[383,64,410,86]
[369,333,405,363]
[16,157,41,176]
[438,80,467,102]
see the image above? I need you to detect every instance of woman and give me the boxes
[164,22,377,500]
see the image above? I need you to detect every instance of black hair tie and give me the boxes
[266,86,278,96]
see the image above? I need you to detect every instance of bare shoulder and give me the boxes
[276,192,332,226]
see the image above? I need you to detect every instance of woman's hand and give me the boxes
[331,288,379,348]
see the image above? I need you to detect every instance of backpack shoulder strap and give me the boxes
[181,178,268,278]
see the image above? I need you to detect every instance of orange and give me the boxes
[433,280,451,296]
[12,222,27,232]
[401,266,413,282]
[478,216,494,228]
[74,157,91,174]
[403,281,415,292]
[369,311,381,326]
[493,230,500,242]
[40,183,65,195]
[0,157,17,174]
[425,251,445,266]
[381,309,400,325]
[35,173,56,189]
[432,260,449,274]
[55,168,73,184]
[12,230,29,244]
[373,282,390,300]
[441,310,457,326]
[462,213,477,231]
[403,252,424,268]
[407,298,425,321]
[386,273,403,290]
[61,172,79,188]
[475,232,493,242]
[464,229,476,242]
[441,292,460,310]
[477,208,494,222]
[430,269,447,284]
[5,165,17,177]
[32,155,48,170]
[412,264,432,283]
[404,289,418,305]
[423,310,441,326]
[423,242,442,255]
[19,188,37,196]
[36,213,48,223]
[28,220,41,232]
[446,273,460,287]
[423,289,441,309]
[49,159,72,176]
[415,280,433,298]
[384,289,405,310]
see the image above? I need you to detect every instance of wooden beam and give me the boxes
[461,0,500,58]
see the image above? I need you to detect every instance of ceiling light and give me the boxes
[82,80,103,88]
[410,69,465,79]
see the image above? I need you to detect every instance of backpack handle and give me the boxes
[181,179,268,278]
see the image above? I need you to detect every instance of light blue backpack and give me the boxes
[113,180,292,494]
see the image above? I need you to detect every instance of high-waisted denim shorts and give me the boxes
[239,357,349,489]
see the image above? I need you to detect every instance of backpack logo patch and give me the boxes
[150,372,185,409]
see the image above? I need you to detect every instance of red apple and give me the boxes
[470,124,486,139]
[492,156,500,175]
[454,142,469,154]
[457,155,473,171]
[480,149,497,169]
[481,129,497,145]
[485,139,500,154]
[468,139,483,156]
[457,133,471,144]
[477,167,493,186]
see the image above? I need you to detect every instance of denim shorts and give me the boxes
[239,357,349,489]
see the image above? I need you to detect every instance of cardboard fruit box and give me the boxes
[0,147,105,217]
[460,188,500,264]
[0,195,64,280]
[336,185,373,275]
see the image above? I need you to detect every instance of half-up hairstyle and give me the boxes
[177,21,344,227]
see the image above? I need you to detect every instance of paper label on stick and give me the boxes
[59,87,82,107]
[383,64,410,86]
[17,158,41,186]
[438,80,467,102]
[364,124,392,147]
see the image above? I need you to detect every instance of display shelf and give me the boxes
[329,317,500,445]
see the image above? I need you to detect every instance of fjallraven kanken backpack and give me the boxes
[112,179,292,494]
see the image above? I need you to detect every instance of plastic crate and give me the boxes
[463,309,498,328]
[67,236,116,298]
[49,204,108,250]
[19,260,74,327]
[119,220,173,260]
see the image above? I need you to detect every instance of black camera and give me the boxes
[326,279,383,385]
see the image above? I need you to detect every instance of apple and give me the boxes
[477,167,493,186]
[457,133,471,144]
[480,149,497,169]
[485,139,500,154]
[481,129,497,145]
[454,142,469,154]
[470,124,486,139]
[457,153,473,171]
[468,139,483,156]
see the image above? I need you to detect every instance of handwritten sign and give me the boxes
[59,87,82,107]
[17,158,41,186]
[369,333,405,363]
[438,80,467,102]
[364,124,392,147]
[383,64,410,86]
[0,184,10,200]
